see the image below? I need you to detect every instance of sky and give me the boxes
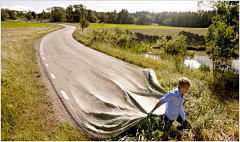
[1,1,214,14]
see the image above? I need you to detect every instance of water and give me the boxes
[184,51,213,69]
[144,51,239,74]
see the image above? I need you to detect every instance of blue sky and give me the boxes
[1,1,213,14]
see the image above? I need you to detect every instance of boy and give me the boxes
[148,77,192,131]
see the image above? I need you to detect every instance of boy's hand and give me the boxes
[147,112,153,116]
[183,98,188,104]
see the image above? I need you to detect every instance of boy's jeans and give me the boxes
[163,114,192,130]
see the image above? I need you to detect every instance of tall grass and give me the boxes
[1,22,90,140]
[73,25,239,141]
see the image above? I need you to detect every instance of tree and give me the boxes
[1,9,9,21]
[127,15,135,24]
[108,10,117,23]
[163,18,171,26]
[155,35,192,72]
[26,11,33,20]
[197,1,220,11]
[154,13,161,24]
[66,5,74,22]
[159,12,169,25]
[79,4,89,33]
[16,10,25,20]
[50,6,66,22]
[31,11,37,19]
[72,5,80,22]
[205,1,239,76]
[87,10,97,23]
[134,11,153,25]
[9,10,16,20]
[1,9,17,20]
[116,9,130,24]
[98,12,108,23]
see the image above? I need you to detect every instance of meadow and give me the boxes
[88,23,208,36]
[72,25,239,141]
[1,20,55,28]
[1,21,90,141]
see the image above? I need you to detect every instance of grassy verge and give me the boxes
[73,25,239,141]
[1,21,90,140]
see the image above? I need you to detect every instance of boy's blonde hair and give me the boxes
[178,77,191,88]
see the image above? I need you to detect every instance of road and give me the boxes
[39,24,166,139]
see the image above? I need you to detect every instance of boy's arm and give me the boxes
[148,91,174,116]
[148,101,162,116]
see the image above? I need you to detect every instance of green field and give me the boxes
[72,23,208,36]
[89,23,194,29]
[89,23,208,29]
[1,21,55,27]
[89,23,208,36]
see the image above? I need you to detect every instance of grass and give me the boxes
[68,23,208,36]
[1,21,90,140]
[73,25,239,141]
[89,23,203,29]
[88,23,208,36]
[1,20,55,28]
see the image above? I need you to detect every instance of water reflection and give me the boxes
[144,51,239,74]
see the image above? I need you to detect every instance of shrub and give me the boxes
[92,27,111,42]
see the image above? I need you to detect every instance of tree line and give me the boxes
[1,8,50,22]
[1,4,215,28]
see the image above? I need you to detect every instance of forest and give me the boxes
[2,4,215,28]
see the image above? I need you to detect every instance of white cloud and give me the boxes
[2,5,42,13]
[94,4,114,12]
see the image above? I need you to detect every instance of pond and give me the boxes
[144,50,239,74]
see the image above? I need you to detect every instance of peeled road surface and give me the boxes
[39,25,167,139]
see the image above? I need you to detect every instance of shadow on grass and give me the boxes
[209,72,239,101]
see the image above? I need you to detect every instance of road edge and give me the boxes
[33,29,92,139]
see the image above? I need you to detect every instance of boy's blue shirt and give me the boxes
[159,88,186,121]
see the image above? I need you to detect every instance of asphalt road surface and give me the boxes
[39,24,167,139]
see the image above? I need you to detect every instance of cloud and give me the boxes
[2,5,42,13]
[95,4,114,12]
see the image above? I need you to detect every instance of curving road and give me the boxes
[39,25,166,139]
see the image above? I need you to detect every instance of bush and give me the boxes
[92,27,150,54]
[155,35,192,58]
[198,64,210,72]
[92,27,111,42]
